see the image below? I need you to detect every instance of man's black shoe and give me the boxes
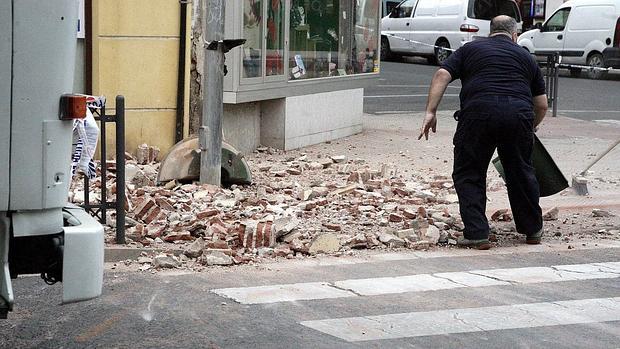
[457,237,492,250]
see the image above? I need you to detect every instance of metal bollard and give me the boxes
[552,55,559,118]
[99,102,107,224]
[115,96,126,244]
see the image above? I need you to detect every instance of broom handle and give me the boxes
[580,138,620,176]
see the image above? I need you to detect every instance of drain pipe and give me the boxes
[175,0,189,143]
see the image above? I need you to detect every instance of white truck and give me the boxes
[1,0,104,318]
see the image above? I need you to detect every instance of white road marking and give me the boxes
[373,111,417,114]
[470,262,620,284]
[364,94,460,98]
[213,261,620,304]
[377,84,461,89]
[558,110,620,113]
[211,282,355,304]
[593,119,620,126]
[301,297,620,342]
[334,274,463,296]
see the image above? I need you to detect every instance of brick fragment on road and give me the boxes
[378,233,406,248]
[153,254,179,269]
[309,233,341,254]
[592,209,613,218]
[323,223,342,232]
[331,155,347,163]
[491,209,512,222]
[543,207,559,221]
[202,250,234,266]
[183,237,205,258]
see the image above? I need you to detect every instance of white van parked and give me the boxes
[518,0,620,79]
[381,0,522,64]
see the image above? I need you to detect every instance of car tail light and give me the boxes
[460,24,479,33]
[59,94,87,120]
[614,18,620,47]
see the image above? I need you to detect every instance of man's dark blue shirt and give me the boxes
[441,35,546,110]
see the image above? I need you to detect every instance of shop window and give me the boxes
[266,0,285,76]
[353,0,380,75]
[289,0,379,80]
[242,0,263,78]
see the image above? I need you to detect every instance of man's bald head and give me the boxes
[490,15,518,37]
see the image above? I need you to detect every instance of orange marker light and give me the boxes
[59,94,87,120]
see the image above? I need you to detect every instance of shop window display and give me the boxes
[289,0,379,80]
[353,0,380,75]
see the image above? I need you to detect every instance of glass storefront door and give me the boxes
[288,0,379,80]
[242,0,286,82]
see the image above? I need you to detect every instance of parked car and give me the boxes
[518,0,620,79]
[602,16,620,68]
[380,0,522,64]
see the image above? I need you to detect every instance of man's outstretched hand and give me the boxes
[418,112,437,140]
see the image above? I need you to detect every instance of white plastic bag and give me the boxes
[71,96,103,179]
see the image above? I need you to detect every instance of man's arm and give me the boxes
[533,94,548,127]
[418,68,452,140]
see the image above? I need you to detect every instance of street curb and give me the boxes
[104,246,183,263]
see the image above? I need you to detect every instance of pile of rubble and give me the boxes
[69,145,619,271]
[70,146,472,270]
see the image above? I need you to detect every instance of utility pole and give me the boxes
[199,0,225,185]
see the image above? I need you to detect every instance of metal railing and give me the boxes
[83,95,126,244]
[540,53,617,118]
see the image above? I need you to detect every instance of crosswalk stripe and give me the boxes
[211,282,355,304]
[212,261,620,304]
[300,297,620,342]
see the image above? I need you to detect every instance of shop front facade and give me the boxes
[220,0,381,151]
[86,0,380,156]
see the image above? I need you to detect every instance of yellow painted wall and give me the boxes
[92,0,191,158]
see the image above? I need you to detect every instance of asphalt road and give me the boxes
[1,246,619,348]
[365,58,620,122]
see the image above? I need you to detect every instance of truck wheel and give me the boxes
[433,40,451,66]
[381,37,394,61]
[586,53,606,79]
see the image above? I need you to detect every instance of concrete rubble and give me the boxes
[70,139,620,272]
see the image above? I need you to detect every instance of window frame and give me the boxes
[542,7,571,32]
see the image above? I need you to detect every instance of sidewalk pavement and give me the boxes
[359,111,620,213]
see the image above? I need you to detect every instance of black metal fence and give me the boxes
[83,95,126,244]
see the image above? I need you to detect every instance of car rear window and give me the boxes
[468,0,521,22]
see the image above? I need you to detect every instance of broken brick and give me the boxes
[323,223,342,232]
[164,231,192,242]
[197,209,219,220]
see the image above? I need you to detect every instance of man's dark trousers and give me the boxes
[452,96,543,240]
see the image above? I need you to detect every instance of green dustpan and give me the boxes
[492,134,568,197]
